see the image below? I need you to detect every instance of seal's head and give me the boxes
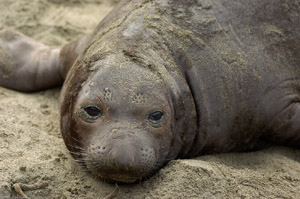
[61,59,183,182]
[60,49,197,183]
[77,64,174,182]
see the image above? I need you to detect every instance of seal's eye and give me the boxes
[83,106,102,119]
[148,111,164,124]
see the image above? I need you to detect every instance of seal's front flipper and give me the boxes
[0,30,85,92]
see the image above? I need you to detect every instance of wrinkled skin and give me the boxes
[0,0,299,183]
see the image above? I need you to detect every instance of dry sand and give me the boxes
[0,0,299,198]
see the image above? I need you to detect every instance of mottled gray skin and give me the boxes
[0,0,300,183]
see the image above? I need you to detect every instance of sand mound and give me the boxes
[0,0,299,198]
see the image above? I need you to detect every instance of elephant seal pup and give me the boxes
[0,0,300,183]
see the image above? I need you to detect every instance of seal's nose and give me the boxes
[113,149,134,169]
[113,150,134,169]
[111,134,136,169]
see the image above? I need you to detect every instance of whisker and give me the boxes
[75,158,90,162]
[65,143,87,153]
[67,144,85,151]
[74,159,86,163]
[67,150,86,156]
[71,136,87,146]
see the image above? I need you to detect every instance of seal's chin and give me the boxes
[103,175,140,184]
[96,171,144,183]
[88,164,155,183]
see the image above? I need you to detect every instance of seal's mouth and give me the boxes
[91,167,148,183]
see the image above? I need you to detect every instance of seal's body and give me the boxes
[0,0,299,183]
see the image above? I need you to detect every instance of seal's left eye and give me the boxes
[83,106,102,118]
[148,111,164,124]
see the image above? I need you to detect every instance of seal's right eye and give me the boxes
[83,106,102,119]
[148,111,165,124]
